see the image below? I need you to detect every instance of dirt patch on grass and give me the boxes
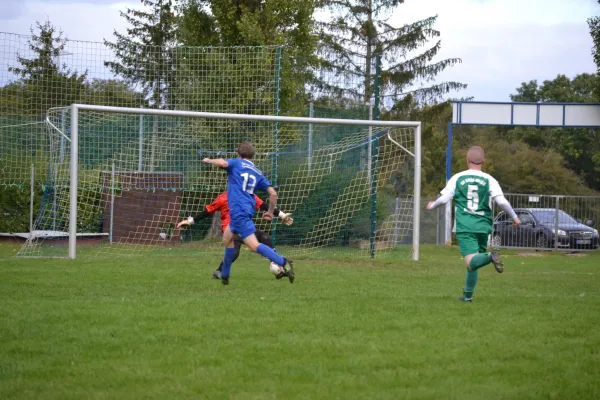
[516,252,545,257]
[513,251,590,258]
[564,253,589,257]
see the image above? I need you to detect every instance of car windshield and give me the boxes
[530,210,577,224]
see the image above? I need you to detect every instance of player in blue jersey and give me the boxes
[201,141,295,285]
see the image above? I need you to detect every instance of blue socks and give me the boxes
[221,247,236,278]
[256,244,285,266]
[222,245,284,280]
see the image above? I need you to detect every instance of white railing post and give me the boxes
[368,103,373,184]
[412,124,422,261]
[30,164,34,234]
[308,102,313,171]
[138,106,144,172]
[110,162,115,244]
[445,203,452,245]
[68,105,79,259]
[393,196,400,245]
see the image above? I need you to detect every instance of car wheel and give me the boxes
[536,234,549,249]
[491,234,502,247]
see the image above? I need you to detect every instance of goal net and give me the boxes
[17,105,421,260]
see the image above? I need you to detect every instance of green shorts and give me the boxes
[456,233,489,257]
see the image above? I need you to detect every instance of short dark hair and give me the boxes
[237,141,255,159]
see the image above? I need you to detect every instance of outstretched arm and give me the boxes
[427,192,454,210]
[489,177,520,227]
[494,195,521,227]
[262,187,277,221]
[427,176,457,210]
[259,201,294,226]
[202,158,228,169]
[176,208,212,229]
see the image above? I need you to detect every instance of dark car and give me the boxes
[492,208,599,250]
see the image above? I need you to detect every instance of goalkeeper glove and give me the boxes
[278,212,293,226]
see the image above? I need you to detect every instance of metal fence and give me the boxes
[420,197,448,245]
[491,194,600,252]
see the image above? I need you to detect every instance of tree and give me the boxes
[8,20,87,115]
[316,0,464,111]
[509,80,539,102]
[0,82,26,115]
[511,74,597,103]
[176,0,220,46]
[82,79,146,108]
[509,74,600,190]
[177,0,318,114]
[382,97,452,195]
[104,0,178,108]
[587,1,600,96]
[104,0,178,173]
[453,129,597,196]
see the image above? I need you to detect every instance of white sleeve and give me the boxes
[488,176,504,199]
[428,191,454,209]
[428,175,458,210]
[494,195,517,220]
[440,174,459,198]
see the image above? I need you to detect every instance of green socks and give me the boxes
[469,253,492,271]
[463,269,479,299]
[463,253,493,299]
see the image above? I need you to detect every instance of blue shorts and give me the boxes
[229,214,256,240]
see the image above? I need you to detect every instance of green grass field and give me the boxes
[1,243,599,399]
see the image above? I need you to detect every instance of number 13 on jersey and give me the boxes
[241,172,257,194]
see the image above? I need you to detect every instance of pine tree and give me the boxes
[176,0,318,114]
[8,20,87,115]
[104,0,178,108]
[317,0,464,112]
[176,0,220,46]
[587,1,600,98]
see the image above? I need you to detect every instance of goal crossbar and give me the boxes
[72,104,422,128]
[67,104,422,260]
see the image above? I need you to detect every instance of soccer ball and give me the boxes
[269,262,283,276]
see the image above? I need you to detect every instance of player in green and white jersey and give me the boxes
[427,146,521,302]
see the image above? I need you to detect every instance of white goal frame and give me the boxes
[68,104,422,260]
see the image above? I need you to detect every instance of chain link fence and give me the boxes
[491,194,600,251]
[1,30,386,236]
[420,197,447,245]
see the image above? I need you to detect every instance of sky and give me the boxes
[0,0,598,101]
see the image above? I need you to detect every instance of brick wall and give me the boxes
[101,172,183,244]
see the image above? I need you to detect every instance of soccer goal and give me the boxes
[17,105,422,260]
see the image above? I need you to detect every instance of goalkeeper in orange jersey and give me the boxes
[176,191,293,280]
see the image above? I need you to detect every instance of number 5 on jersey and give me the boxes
[467,185,480,212]
[241,172,257,194]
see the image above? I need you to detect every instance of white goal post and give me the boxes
[36,104,422,260]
